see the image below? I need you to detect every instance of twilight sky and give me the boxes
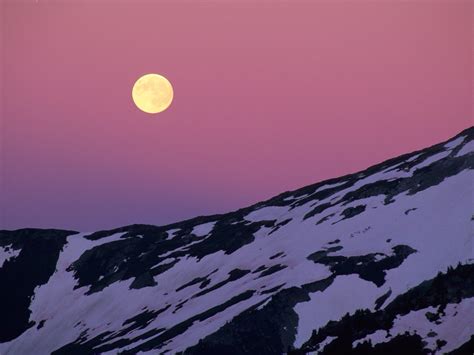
[1,0,472,231]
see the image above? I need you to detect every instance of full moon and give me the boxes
[132,74,174,114]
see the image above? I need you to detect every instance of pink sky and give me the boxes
[1,0,472,231]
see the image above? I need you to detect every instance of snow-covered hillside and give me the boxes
[1,127,473,355]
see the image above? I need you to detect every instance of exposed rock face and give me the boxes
[1,127,473,354]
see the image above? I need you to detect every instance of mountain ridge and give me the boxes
[6,126,471,236]
[1,126,473,354]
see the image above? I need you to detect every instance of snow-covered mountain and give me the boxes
[1,127,473,355]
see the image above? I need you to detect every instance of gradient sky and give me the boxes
[1,0,472,231]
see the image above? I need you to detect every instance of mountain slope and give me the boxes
[1,127,473,355]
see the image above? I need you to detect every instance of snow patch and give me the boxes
[455,140,474,157]
[191,222,216,237]
[413,151,450,171]
[316,336,337,354]
[166,228,181,239]
[353,329,389,348]
[294,275,380,348]
[361,297,474,353]
[444,136,465,149]
[0,245,21,268]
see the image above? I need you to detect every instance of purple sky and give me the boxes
[1,0,472,231]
